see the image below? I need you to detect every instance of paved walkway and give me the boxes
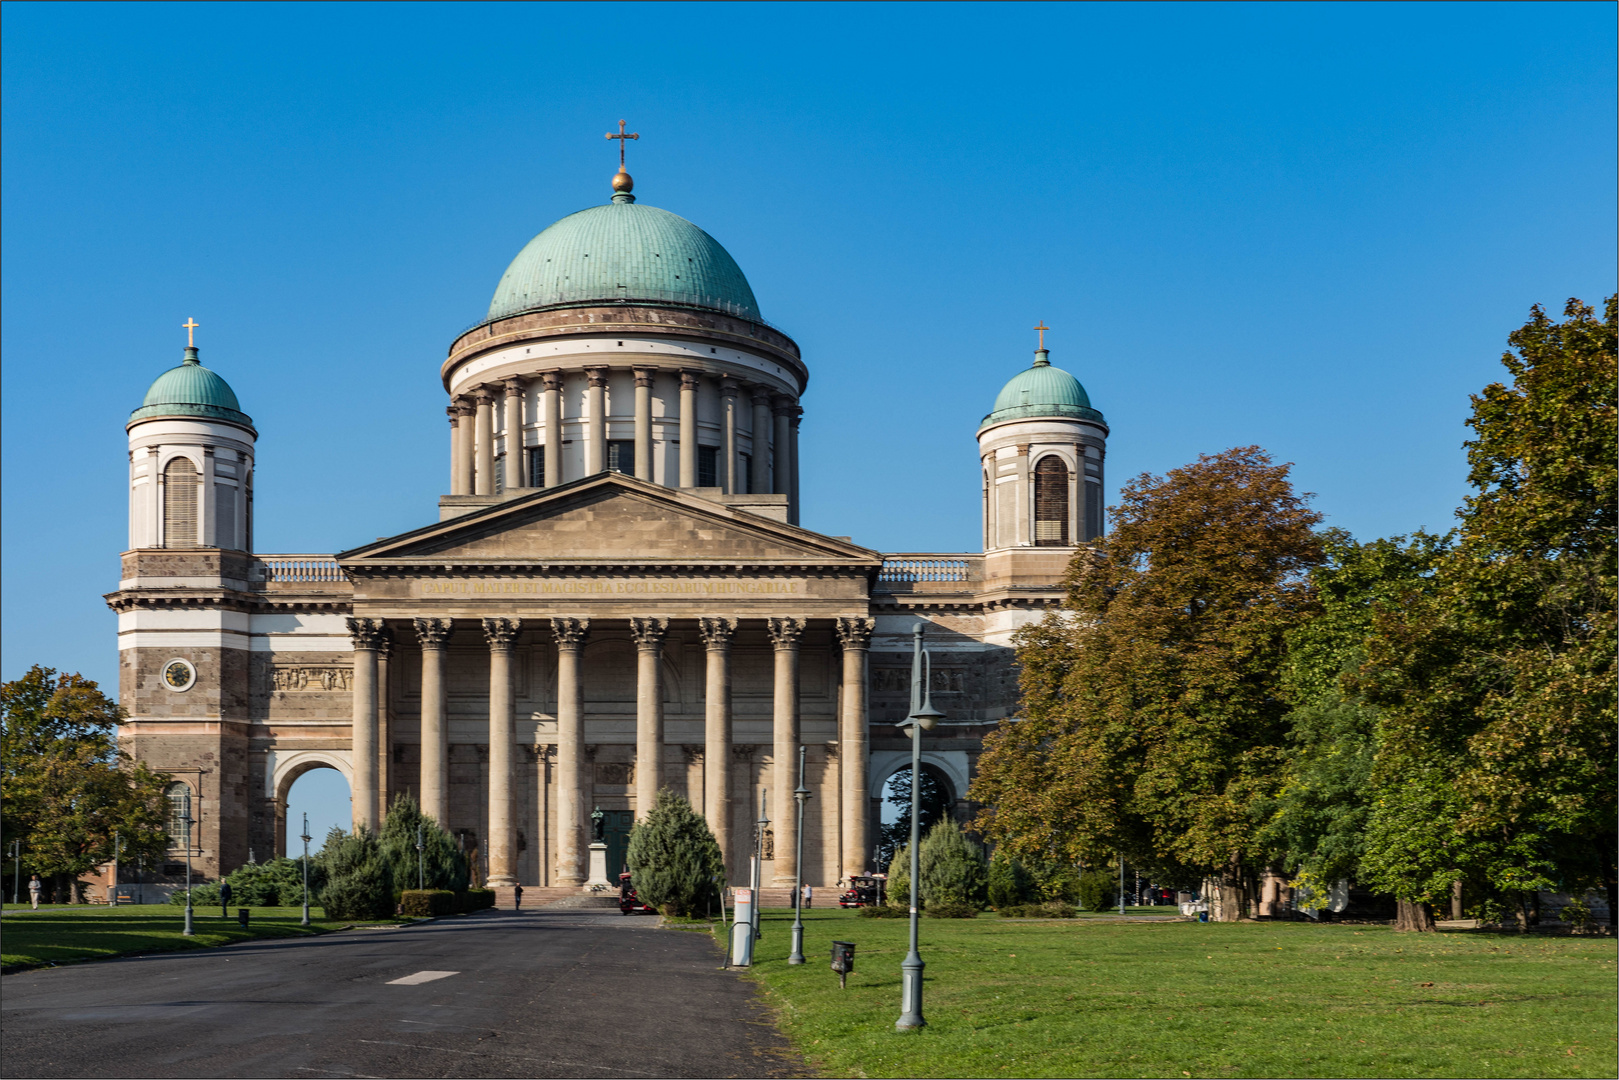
[0,908,803,1078]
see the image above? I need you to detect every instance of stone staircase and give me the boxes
[487,884,815,911]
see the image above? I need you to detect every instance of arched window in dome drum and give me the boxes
[162,458,200,548]
[1033,456,1070,546]
[165,782,192,848]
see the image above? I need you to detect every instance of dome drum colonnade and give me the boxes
[344,612,875,889]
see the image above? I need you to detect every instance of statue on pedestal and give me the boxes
[591,805,605,844]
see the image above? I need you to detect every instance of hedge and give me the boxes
[400,889,456,917]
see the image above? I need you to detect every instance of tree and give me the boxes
[918,820,989,908]
[1357,297,1617,929]
[987,849,1036,909]
[626,789,724,917]
[875,766,951,870]
[377,793,468,898]
[971,446,1324,920]
[1,666,169,900]
[318,826,393,919]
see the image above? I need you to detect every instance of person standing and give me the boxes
[27,874,42,909]
[802,883,812,909]
[514,884,524,910]
[219,880,232,918]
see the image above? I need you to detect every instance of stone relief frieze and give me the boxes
[270,665,353,692]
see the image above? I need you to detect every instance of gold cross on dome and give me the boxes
[183,318,199,347]
[606,119,639,169]
[1034,322,1049,350]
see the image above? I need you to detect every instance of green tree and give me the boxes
[918,820,989,908]
[625,790,724,916]
[378,793,468,898]
[1,666,169,899]
[971,447,1324,919]
[318,825,393,919]
[1357,297,1617,929]
[876,766,951,870]
[987,849,1036,909]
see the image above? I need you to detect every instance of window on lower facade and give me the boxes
[528,447,546,487]
[1033,455,1070,546]
[165,782,192,847]
[607,440,634,473]
[493,456,505,494]
[697,445,719,487]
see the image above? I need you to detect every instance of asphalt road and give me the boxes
[0,908,803,1078]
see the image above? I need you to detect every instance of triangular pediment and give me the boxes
[336,473,881,568]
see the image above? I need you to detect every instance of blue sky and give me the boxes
[4,2,1613,848]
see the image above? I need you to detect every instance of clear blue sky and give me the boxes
[3,3,1614,845]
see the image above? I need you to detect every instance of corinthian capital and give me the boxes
[346,617,386,651]
[630,616,670,649]
[550,617,590,648]
[835,616,875,650]
[767,616,807,649]
[697,616,738,649]
[482,617,521,650]
[414,617,451,649]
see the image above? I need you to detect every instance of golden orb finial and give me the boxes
[612,168,634,193]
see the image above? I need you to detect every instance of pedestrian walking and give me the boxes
[28,874,42,909]
[219,880,232,918]
[802,883,813,909]
[514,884,524,910]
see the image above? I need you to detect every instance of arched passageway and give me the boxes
[875,763,957,871]
[280,764,352,859]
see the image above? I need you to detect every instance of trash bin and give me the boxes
[831,940,855,989]
[238,908,250,928]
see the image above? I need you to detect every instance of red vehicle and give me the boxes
[618,872,656,915]
[839,875,884,908]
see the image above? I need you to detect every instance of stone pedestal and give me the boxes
[586,842,611,888]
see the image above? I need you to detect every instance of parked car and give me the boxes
[618,872,657,915]
[839,875,885,908]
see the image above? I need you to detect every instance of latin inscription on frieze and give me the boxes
[415,578,805,597]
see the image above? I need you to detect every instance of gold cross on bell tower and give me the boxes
[183,318,199,347]
[1034,322,1049,351]
[606,119,639,170]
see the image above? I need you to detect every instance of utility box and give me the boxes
[730,889,755,967]
[831,940,855,988]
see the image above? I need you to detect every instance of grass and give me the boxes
[0,904,401,971]
[731,907,1618,1078]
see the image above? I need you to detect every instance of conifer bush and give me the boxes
[318,826,393,919]
[378,793,468,899]
[919,820,989,908]
[1076,869,1119,911]
[988,850,1036,909]
[625,789,724,916]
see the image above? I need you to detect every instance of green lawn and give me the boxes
[734,907,1618,1079]
[0,904,399,970]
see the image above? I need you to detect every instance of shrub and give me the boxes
[400,889,456,917]
[1558,899,1594,928]
[459,888,496,912]
[988,851,1036,910]
[319,826,393,920]
[222,857,319,907]
[858,904,906,918]
[924,901,980,919]
[996,901,1077,919]
[625,789,725,917]
[379,793,468,899]
[919,821,989,909]
[887,843,912,909]
[1076,869,1119,911]
[169,883,220,907]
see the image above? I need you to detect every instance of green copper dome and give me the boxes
[128,347,254,430]
[487,191,762,323]
[980,349,1105,430]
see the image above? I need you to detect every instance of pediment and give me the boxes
[336,473,880,568]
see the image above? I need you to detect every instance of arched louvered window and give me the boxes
[165,782,192,847]
[1033,456,1070,546]
[163,458,200,548]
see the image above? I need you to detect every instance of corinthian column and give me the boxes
[721,378,739,494]
[482,617,521,887]
[750,387,773,496]
[789,404,802,525]
[454,399,476,495]
[767,616,806,884]
[837,617,875,878]
[550,617,589,884]
[503,377,528,489]
[772,396,792,496]
[633,368,654,481]
[346,617,385,833]
[697,617,737,872]
[414,618,451,826]
[540,371,562,488]
[585,367,608,475]
[447,407,462,495]
[678,371,700,488]
[630,617,670,820]
[474,388,495,495]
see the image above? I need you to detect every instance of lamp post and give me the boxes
[897,623,944,1032]
[12,839,22,905]
[752,792,769,941]
[788,746,812,964]
[416,823,426,891]
[181,792,195,937]
[110,831,122,906]
[300,813,312,927]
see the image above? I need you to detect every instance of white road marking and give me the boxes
[386,970,459,985]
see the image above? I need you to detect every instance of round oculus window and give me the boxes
[162,659,197,692]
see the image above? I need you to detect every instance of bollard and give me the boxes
[730,888,755,967]
[831,940,855,990]
[238,908,250,928]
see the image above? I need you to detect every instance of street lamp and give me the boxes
[897,623,944,1032]
[11,839,21,905]
[181,791,196,937]
[752,791,769,941]
[788,746,812,965]
[111,831,123,907]
[300,812,312,927]
[416,823,426,891]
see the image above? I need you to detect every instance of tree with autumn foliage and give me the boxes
[970,446,1323,919]
[1355,297,1617,930]
[1,666,170,900]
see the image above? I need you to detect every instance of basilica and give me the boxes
[109,153,1110,894]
